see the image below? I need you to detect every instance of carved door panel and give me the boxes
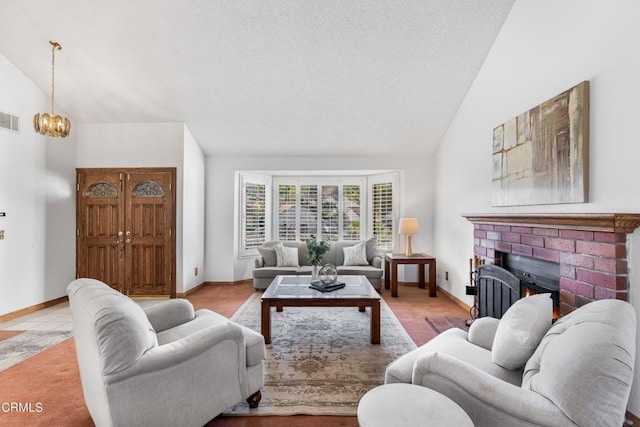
[125,171,174,296]
[76,168,176,297]
[76,171,125,291]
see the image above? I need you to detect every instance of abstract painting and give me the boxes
[491,81,589,206]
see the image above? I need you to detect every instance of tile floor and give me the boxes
[0,302,72,332]
[0,300,162,332]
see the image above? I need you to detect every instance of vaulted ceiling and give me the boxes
[0,0,514,156]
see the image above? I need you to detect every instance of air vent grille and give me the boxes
[0,112,20,133]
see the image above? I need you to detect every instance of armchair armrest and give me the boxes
[371,254,383,269]
[106,321,246,384]
[412,352,575,427]
[254,256,265,268]
[143,299,195,332]
[467,317,500,351]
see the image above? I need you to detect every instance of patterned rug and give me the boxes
[0,330,73,373]
[425,316,470,334]
[226,292,417,416]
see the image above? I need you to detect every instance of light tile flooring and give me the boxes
[0,302,72,332]
[0,300,163,332]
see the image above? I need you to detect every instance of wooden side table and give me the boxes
[384,253,437,297]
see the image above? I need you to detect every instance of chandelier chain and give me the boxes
[51,43,56,114]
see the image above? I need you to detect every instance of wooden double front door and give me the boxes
[76,168,176,297]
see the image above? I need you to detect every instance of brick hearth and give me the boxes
[463,213,640,316]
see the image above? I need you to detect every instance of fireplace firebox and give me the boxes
[476,253,560,319]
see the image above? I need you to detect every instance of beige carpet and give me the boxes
[226,292,417,416]
[0,330,72,373]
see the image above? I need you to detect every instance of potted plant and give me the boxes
[305,237,330,281]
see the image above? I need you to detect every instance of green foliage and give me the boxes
[305,237,330,266]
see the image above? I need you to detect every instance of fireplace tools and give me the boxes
[465,255,484,326]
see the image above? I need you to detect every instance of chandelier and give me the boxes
[33,41,71,137]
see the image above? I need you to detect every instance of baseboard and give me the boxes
[436,285,472,313]
[176,281,207,298]
[0,295,68,323]
[397,281,472,313]
[175,279,254,297]
[202,279,253,287]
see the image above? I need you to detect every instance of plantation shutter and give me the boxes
[342,185,361,240]
[278,185,297,241]
[300,185,318,241]
[372,182,393,250]
[243,182,266,251]
[321,185,339,241]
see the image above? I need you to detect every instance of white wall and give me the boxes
[0,53,77,315]
[182,125,205,292]
[433,0,640,414]
[205,155,434,282]
[76,122,188,292]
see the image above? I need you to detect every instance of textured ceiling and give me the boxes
[0,0,514,156]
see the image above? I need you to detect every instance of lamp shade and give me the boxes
[398,218,419,235]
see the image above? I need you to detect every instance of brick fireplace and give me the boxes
[463,213,640,316]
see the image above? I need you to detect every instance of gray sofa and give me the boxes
[252,238,384,290]
[384,297,636,427]
[68,278,265,427]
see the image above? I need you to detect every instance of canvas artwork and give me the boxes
[491,81,589,206]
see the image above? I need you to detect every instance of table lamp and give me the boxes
[398,218,419,256]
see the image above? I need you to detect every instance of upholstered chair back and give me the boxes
[68,278,158,425]
[522,299,636,427]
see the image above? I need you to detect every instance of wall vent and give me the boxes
[0,112,20,133]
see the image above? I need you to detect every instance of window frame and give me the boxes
[237,171,399,259]
[238,172,272,258]
[272,176,367,242]
[368,172,399,252]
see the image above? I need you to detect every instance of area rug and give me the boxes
[0,330,72,373]
[425,316,470,334]
[226,293,417,416]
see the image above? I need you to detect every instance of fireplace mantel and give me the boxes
[462,213,640,233]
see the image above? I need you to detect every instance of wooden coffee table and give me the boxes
[261,275,381,344]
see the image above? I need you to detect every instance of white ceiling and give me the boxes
[0,0,513,157]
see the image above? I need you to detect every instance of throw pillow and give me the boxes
[343,242,369,266]
[258,245,278,267]
[492,293,553,370]
[275,244,299,267]
[365,236,378,263]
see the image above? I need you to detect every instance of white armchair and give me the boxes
[385,298,636,427]
[68,278,265,427]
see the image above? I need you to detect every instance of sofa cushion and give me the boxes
[332,241,357,265]
[252,266,300,278]
[262,241,309,265]
[522,299,636,427]
[337,265,384,279]
[343,241,369,266]
[365,237,379,263]
[157,309,266,367]
[258,245,278,267]
[275,245,299,267]
[492,293,552,370]
[384,327,522,386]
